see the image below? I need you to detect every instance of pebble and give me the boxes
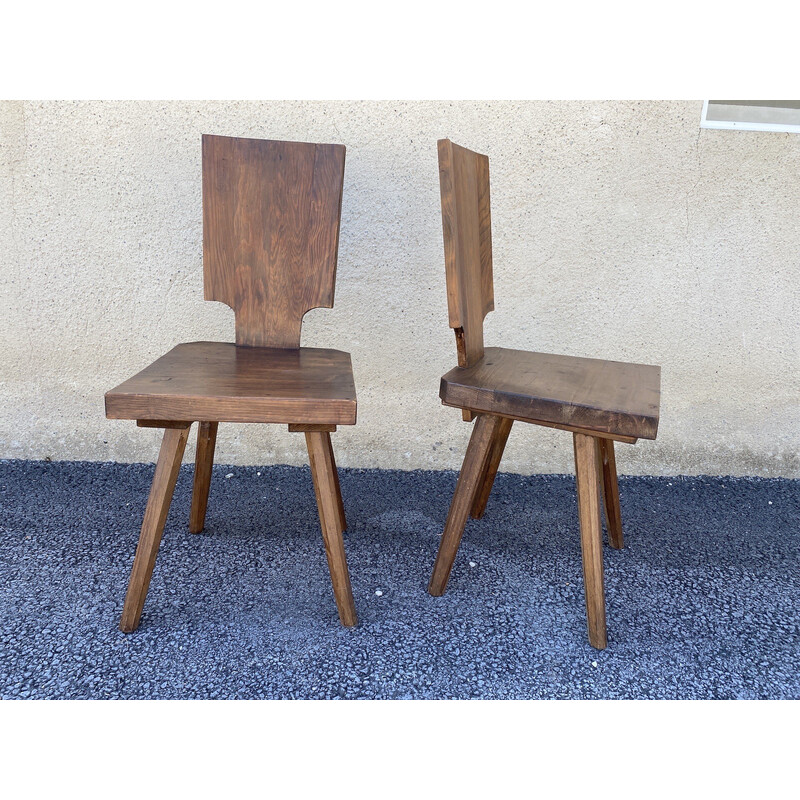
[375,590,383,596]
[225,473,234,479]
[469,562,477,568]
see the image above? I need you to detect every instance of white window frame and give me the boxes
[700,100,800,134]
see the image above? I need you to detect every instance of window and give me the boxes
[701,100,800,133]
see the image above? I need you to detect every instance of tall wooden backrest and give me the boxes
[437,139,494,367]
[202,134,346,348]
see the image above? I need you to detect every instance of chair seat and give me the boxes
[440,346,660,440]
[105,342,357,425]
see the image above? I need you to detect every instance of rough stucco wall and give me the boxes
[0,100,798,476]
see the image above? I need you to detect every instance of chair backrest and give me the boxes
[202,134,346,348]
[437,139,494,367]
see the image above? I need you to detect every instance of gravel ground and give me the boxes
[0,460,798,699]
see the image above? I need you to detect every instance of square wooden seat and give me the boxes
[106,135,358,633]
[440,346,660,441]
[427,139,662,649]
[105,342,357,426]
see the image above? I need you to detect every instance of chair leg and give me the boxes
[324,430,347,533]
[470,416,513,519]
[573,432,607,649]
[189,421,218,534]
[305,431,357,626]
[428,414,503,596]
[597,437,623,549]
[120,424,191,633]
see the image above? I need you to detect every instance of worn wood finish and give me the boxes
[202,135,346,349]
[189,421,218,534]
[428,414,502,596]
[573,433,607,649]
[119,424,191,632]
[438,139,494,369]
[442,402,638,444]
[441,346,661,440]
[433,140,662,648]
[108,135,358,629]
[470,416,513,519]
[324,432,347,533]
[597,437,623,549]
[288,423,337,432]
[106,342,357,426]
[305,431,356,626]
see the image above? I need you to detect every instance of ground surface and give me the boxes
[1,460,798,700]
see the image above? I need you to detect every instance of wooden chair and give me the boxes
[428,139,661,649]
[105,134,358,631]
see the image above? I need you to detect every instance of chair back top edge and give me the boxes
[437,138,494,368]
[202,134,346,349]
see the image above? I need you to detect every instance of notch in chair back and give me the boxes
[437,139,494,368]
[202,134,346,349]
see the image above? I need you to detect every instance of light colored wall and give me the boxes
[1,100,798,476]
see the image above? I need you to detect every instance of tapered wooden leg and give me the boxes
[305,431,357,626]
[470,416,513,519]
[324,431,347,533]
[597,437,623,549]
[574,432,607,650]
[120,424,191,633]
[189,421,218,534]
[428,414,503,596]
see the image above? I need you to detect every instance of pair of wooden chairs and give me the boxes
[105,135,660,649]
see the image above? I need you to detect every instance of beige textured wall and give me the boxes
[1,100,798,476]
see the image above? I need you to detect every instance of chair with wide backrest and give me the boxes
[428,139,661,649]
[105,134,358,631]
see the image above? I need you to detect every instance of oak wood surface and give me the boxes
[202,134,346,349]
[438,139,494,368]
[428,414,502,596]
[106,342,357,425]
[573,432,607,649]
[597,437,624,549]
[189,421,218,534]
[470,416,513,519]
[441,403,637,443]
[119,424,191,632]
[441,346,660,440]
[109,135,358,629]
[305,431,357,625]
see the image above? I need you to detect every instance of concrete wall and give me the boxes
[1,100,798,476]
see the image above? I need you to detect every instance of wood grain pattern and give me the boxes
[119,424,191,632]
[189,421,217,534]
[438,139,494,368]
[202,134,346,349]
[470,416,513,519]
[597,437,623,549]
[441,346,660,440]
[305,431,357,625]
[428,414,502,596]
[573,432,607,649]
[105,342,357,425]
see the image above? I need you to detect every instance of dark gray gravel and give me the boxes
[0,460,798,699]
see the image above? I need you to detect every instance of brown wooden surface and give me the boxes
[442,403,637,443]
[428,414,502,596]
[202,135,346,349]
[305,431,357,626]
[438,139,494,368]
[597,437,623,549]
[441,346,660,440]
[119,424,191,632]
[106,342,357,425]
[470,416,513,519]
[189,421,217,534]
[573,432,607,649]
